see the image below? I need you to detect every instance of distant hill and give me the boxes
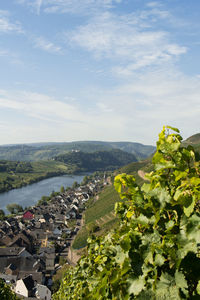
[182,133,200,157]
[184,133,200,145]
[0,141,155,161]
[54,149,137,172]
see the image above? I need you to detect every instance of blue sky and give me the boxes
[0,0,200,145]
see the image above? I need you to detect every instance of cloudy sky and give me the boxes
[0,0,200,145]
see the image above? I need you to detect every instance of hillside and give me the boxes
[54,126,200,300]
[72,130,200,250]
[72,159,151,250]
[184,133,200,144]
[0,149,137,193]
[54,149,137,172]
[0,141,155,161]
[0,160,70,193]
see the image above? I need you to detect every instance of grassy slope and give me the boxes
[72,185,121,249]
[84,185,121,224]
[72,159,152,249]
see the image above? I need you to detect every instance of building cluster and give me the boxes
[0,175,106,299]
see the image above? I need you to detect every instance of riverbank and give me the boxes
[0,174,86,213]
[0,160,74,194]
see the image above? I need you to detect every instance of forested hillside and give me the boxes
[0,141,155,161]
[54,149,137,172]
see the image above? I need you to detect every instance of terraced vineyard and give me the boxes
[72,185,121,249]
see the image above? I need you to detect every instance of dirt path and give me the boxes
[138,170,148,181]
[107,176,112,185]
[67,214,85,265]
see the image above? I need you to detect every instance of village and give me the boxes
[0,174,107,299]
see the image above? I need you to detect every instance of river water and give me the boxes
[0,174,86,214]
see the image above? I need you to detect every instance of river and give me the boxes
[0,174,86,214]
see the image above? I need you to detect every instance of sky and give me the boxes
[0,0,200,145]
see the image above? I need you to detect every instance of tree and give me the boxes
[0,209,5,220]
[53,126,200,300]
[81,176,89,185]
[60,186,65,193]
[0,278,19,299]
[72,181,79,189]
[6,203,23,214]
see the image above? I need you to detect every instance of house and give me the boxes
[0,247,31,258]
[39,248,55,272]
[8,232,33,252]
[4,263,18,275]
[23,210,34,220]
[0,232,33,252]
[35,283,51,300]
[15,274,35,297]
[0,256,44,279]
[0,273,17,285]
[18,271,44,285]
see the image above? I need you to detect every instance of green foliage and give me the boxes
[73,184,121,250]
[60,185,65,193]
[0,160,70,193]
[37,195,51,205]
[0,160,32,173]
[55,149,137,172]
[72,226,89,250]
[0,278,18,299]
[6,203,23,214]
[72,181,79,189]
[53,126,200,300]
[85,185,121,225]
[0,142,155,161]
[0,209,5,220]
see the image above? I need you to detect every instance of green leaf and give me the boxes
[183,195,195,217]
[174,189,182,201]
[166,125,180,133]
[154,254,165,266]
[120,234,131,251]
[175,270,188,296]
[128,276,145,296]
[114,177,122,193]
[197,281,200,295]
[115,246,128,265]
[127,210,134,218]
[157,272,181,300]
[165,220,175,230]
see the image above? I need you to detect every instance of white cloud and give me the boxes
[0,68,200,145]
[0,89,127,143]
[0,10,23,33]
[32,36,62,53]
[0,47,23,65]
[92,69,200,142]
[68,11,187,73]
[17,0,121,15]
[35,0,43,15]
